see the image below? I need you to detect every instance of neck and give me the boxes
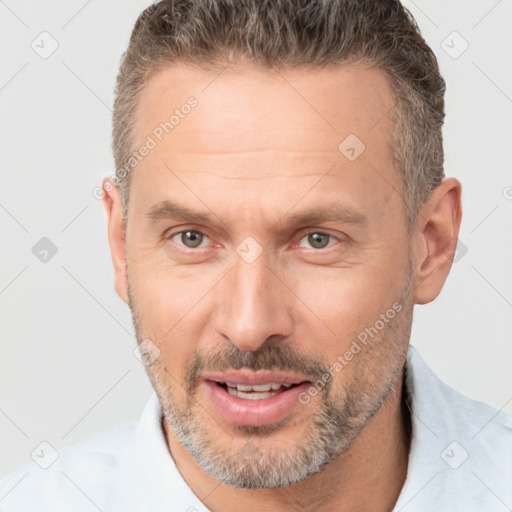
[164,371,411,512]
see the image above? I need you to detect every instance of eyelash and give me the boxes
[165,228,342,252]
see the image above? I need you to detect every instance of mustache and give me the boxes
[183,341,331,393]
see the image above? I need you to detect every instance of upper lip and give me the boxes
[202,370,311,386]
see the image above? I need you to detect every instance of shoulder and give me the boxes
[0,421,138,512]
[405,345,512,443]
[397,346,512,511]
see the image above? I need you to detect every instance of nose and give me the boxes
[213,248,294,352]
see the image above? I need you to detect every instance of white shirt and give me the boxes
[1,345,511,511]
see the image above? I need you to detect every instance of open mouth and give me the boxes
[202,371,312,426]
[215,381,301,400]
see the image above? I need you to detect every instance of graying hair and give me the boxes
[112,0,446,226]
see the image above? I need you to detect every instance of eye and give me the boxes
[169,230,209,249]
[298,232,338,250]
[166,229,341,252]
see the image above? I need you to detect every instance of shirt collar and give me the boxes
[134,392,210,512]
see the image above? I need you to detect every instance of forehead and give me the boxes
[134,61,395,152]
[129,61,402,229]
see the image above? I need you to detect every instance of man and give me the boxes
[1,0,511,510]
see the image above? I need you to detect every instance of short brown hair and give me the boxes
[112,0,446,226]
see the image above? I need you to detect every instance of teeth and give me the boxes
[220,381,297,398]
[236,384,253,391]
[227,388,280,400]
[250,384,272,392]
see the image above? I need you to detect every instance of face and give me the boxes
[122,62,416,488]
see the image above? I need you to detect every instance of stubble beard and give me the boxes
[128,266,414,489]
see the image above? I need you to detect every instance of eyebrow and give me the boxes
[146,201,212,224]
[145,200,367,229]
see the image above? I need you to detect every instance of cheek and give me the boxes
[129,267,214,375]
[292,263,402,347]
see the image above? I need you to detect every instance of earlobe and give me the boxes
[102,178,129,304]
[412,178,462,305]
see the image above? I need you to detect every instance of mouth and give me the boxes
[201,370,312,426]
[215,381,300,400]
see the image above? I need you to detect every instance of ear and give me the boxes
[412,177,463,305]
[102,178,129,304]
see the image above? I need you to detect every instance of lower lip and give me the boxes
[203,380,311,426]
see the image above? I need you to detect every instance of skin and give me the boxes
[103,60,462,511]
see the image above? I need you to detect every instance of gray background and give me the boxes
[1,0,511,478]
